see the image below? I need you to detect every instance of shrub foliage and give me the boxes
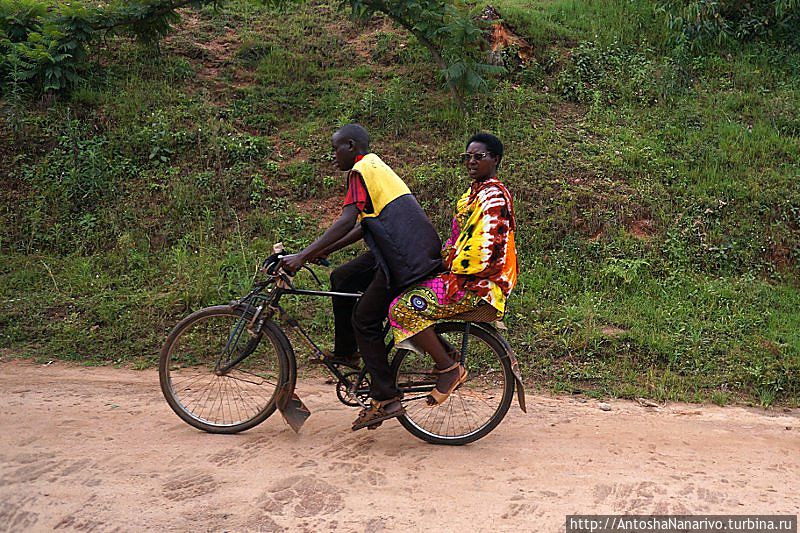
[0,0,498,100]
[659,0,800,49]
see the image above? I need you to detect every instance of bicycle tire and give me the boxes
[159,305,295,434]
[392,321,515,445]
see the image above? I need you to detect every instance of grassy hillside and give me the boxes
[2,0,798,406]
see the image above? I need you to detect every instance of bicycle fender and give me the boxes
[470,322,527,413]
[507,348,527,413]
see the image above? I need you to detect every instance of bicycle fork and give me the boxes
[215,301,271,375]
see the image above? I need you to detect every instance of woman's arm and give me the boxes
[441,217,460,267]
[449,186,513,279]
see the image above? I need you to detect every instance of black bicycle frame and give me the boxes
[273,286,475,400]
[225,279,447,405]
[266,285,377,405]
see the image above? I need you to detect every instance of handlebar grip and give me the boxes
[317,258,331,267]
[263,252,283,274]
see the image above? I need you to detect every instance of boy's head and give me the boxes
[332,124,370,171]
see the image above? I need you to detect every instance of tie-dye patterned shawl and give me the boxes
[440,177,518,314]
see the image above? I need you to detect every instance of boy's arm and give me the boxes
[278,204,359,272]
[318,224,363,257]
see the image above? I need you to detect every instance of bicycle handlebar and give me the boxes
[262,252,330,274]
[260,247,330,289]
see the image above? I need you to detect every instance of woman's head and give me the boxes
[463,132,503,181]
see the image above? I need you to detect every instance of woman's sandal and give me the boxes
[426,362,468,407]
[430,347,461,374]
[351,397,405,431]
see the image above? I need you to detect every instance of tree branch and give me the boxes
[90,0,198,33]
[360,0,466,111]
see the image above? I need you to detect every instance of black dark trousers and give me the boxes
[330,252,400,401]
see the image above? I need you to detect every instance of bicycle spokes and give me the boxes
[393,322,515,445]
[160,308,287,432]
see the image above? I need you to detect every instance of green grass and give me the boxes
[498,0,671,48]
[1,0,798,406]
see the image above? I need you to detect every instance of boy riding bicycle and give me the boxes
[278,124,442,430]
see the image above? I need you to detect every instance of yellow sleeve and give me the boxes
[449,201,490,276]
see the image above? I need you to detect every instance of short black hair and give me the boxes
[466,132,503,159]
[335,123,370,151]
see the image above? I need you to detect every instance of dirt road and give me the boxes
[1,360,798,532]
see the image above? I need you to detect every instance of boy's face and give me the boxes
[332,133,356,171]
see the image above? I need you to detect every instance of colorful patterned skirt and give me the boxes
[389,276,500,344]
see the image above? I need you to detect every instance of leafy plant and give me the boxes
[1,0,499,106]
[601,258,651,286]
[348,0,503,105]
[557,40,683,105]
[659,0,800,50]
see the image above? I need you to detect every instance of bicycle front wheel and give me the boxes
[159,305,293,434]
[392,322,515,445]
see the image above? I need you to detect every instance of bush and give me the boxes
[0,0,92,92]
[0,0,191,94]
[557,41,684,105]
[659,0,800,50]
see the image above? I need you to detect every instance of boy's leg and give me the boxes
[330,252,376,358]
[352,267,400,401]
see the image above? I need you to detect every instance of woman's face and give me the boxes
[464,141,498,181]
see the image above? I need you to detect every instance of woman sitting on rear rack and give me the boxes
[388,132,518,406]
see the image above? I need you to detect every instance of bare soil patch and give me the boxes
[1,360,798,531]
[628,218,656,239]
[295,196,344,229]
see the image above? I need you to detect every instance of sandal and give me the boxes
[428,335,461,373]
[352,397,405,431]
[426,362,468,407]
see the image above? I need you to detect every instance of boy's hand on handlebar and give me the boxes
[277,253,306,274]
[310,254,330,267]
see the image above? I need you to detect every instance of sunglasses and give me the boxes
[460,152,493,163]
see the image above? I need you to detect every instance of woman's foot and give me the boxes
[352,397,405,431]
[426,361,468,406]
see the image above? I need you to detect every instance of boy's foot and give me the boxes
[311,351,361,368]
[352,397,405,431]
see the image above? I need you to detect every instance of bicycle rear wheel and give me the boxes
[392,322,515,445]
[159,305,293,434]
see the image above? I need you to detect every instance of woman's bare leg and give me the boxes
[411,326,452,368]
[410,327,464,403]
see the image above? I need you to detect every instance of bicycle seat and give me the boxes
[447,303,499,323]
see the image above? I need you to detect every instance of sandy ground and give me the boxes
[1,359,798,532]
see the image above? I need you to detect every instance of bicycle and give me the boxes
[158,244,526,445]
